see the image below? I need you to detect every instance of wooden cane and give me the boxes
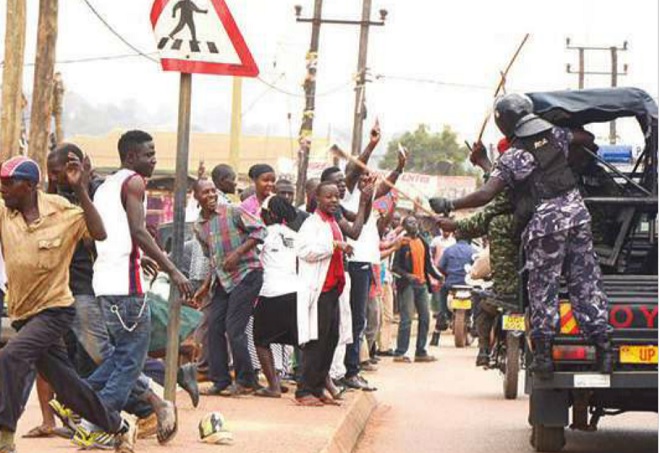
[476,33,531,143]
[331,146,437,217]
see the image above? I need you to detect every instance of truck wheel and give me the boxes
[453,310,467,348]
[503,333,520,400]
[534,424,565,452]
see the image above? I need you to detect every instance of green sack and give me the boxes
[146,274,202,353]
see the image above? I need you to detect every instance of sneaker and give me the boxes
[48,400,81,433]
[476,348,489,367]
[115,416,137,453]
[72,426,116,450]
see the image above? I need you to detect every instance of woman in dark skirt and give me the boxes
[253,195,299,397]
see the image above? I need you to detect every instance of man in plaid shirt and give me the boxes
[192,179,267,396]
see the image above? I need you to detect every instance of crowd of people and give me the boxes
[0,93,615,453]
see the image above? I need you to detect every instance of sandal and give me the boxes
[22,425,55,438]
[254,387,282,398]
[319,392,342,406]
[295,395,324,407]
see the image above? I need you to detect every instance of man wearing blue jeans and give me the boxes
[84,131,193,447]
[392,216,443,362]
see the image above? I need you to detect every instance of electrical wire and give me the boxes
[0,52,159,67]
[80,0,159,63]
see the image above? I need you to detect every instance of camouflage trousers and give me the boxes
[525,223,609,342]
[488,214,519,296]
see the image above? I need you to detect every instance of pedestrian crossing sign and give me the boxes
[150,0,259,77]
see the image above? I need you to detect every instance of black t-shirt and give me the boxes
[289,208,310,233]
[60,178,103,296]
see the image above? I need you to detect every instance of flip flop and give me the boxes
[22,425,55,438]
[156,401,178,445]
[319,393,342,406]
[295,395,323,407]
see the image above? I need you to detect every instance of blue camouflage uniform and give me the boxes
[490,127,610,342]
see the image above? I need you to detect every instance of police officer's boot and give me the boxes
[529,338,553,380]
[596,339,614,374]
[476,347,489,367]
[430,331,440,347]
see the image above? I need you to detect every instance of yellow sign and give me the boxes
[619,345,658,364]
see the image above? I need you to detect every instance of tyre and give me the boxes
[454,310,467,348]
[503,333,520,400]
[533,424,565,452]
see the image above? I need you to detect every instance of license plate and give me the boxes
[619,345,658,364]
[451,298,472,310]
[502,314,525,331]
[574,374,611,388]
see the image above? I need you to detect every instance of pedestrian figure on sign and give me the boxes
[169,0,208,43]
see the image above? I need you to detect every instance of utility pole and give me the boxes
[294,2,387,205]
[229,77,243,172]
[0,0,27,161]
[566,38,628,144]
[28,0,59,172]
[52,72,65,144]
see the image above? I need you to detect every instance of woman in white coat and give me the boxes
[295,182,355,406]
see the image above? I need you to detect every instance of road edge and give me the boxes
[319,391,378,453]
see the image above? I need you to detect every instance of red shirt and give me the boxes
[318,210,346,294]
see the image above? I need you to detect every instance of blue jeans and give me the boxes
[208,270,263,388]
[85,295,151,413]
[395,282,431,357]
[344,262,372,378]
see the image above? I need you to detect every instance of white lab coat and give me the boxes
[296,212,352,346]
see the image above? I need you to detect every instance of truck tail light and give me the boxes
[552,345,596,361]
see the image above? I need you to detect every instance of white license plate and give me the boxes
[574,374,611,388]
[455,290,471,299]
[502,314,525,331]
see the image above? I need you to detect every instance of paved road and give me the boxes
[355,334,658,453]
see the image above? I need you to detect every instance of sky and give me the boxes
[1,0,658,153]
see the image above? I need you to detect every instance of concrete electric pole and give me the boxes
[0,0,27,161]
[293,1,386,205]
[566,38,628,144]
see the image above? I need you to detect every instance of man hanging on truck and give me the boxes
[430,93,613,379]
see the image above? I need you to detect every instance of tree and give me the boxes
[380,124,476,176]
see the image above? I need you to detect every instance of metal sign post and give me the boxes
[163,72,192,402]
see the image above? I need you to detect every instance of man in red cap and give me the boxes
[0,155,135,453]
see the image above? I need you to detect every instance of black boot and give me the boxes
[476,347,489,367]
[430,331,440,347]
[529,338,553,380]
[596,340,614,374]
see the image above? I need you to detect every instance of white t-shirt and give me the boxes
[342,188,381,264]
[259,223,299,298]
[431,235,456,265]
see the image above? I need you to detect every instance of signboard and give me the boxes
[150,0,259,76]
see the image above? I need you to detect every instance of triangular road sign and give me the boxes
[150,0,259,77]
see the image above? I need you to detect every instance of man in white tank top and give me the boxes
[85,130,193,445]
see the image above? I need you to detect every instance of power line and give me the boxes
[0,51,159,67]
[80,0,158,63]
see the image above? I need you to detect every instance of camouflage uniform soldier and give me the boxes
[430,93,613,379]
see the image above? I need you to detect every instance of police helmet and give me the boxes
[198,412,233,445]
[493,93,553,138]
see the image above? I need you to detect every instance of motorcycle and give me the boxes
[447,285,475,348]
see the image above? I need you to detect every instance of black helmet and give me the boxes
[493,93,553,138]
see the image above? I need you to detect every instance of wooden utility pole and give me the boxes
[350,0,373,156]
[28,0,59,171]
[294,0,323,207]
[566,38,628,143]
[0,0,27,161]
[294,2,386,203]
[52,72,65,144]
[229,77,243,172]
[163,73,193,402]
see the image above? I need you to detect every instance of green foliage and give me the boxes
[380,124,477,176]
